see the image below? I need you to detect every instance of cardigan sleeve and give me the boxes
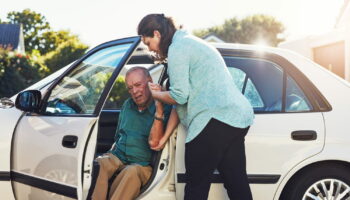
[168,45,190,105]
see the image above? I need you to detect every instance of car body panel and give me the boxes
[11,116,97,199]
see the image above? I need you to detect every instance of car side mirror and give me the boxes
[15,90,42,113]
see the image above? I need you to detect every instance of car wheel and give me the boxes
[29,156,77,200]
[282,164,350,200]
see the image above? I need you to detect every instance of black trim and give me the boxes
[11,171,77,199]
[282,68,287,112]
[26,113,98,117]
[291,130,317,141]
[0,171,11,181]
[218,48,332,113]
[177,173,280,184]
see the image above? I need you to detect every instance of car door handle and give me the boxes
[62,135,78,148]
[291,130,317,141]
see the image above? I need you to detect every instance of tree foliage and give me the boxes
[0,9,89,97]
[193,14,285,46]
[0,49,47,98]
[43,35,89,73]
[6,9,51,53]
[4,9,88,64]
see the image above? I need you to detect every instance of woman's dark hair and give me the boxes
[137,14,177,61]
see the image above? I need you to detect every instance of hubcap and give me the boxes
[303,179,350,200]
[43,169,76,200]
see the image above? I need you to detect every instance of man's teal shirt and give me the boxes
[109,98,171,166]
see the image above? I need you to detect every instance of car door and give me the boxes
[175,50,328,200]
[10,37,140,200]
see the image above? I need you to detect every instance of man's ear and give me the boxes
[153,30,161,39]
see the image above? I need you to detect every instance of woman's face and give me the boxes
[142,30,161,54]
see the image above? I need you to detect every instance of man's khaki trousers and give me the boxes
[91,153,152,200]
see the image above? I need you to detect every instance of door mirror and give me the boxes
[15,90,42,113]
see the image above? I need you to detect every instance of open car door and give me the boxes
[11,37,140,200]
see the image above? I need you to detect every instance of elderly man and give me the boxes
[92,66,175,200]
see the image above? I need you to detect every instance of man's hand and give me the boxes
[150,135,168,151]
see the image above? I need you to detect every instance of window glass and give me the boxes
[228,67,245,91]
[45,43,132,114]
[245,78,264,108]
[225,57,283,112]
[227,68,264,109]
[286,75,312,112]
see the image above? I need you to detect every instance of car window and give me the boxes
[227,68,264,109]
[225,56,314,113]
[285,75,312,112]
[44,43,133,115]
[225,57,284,112]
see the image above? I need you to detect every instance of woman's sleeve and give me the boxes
[168,46,190,105]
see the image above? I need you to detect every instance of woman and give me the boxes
[137,14,254,200]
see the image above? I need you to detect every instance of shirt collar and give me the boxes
[129,99,155,114]
[172,29,188,43]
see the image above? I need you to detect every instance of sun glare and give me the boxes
[254,39,269,47]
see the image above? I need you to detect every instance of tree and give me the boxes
[0,9,89,97]
[6,9,51,53]
[43,37,89,73]
[0,48,47,98]
[194,14,285,47]
[40,30,83,55]
[4,9,89,74]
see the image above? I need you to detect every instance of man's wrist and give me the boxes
[154,113,164,121]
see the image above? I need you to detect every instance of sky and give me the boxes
[0,0,345,47]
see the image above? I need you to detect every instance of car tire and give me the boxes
[282,164,350,200]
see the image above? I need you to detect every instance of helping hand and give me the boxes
[148,82,162,93]
[150,136,168,151]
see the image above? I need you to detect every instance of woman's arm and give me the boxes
[148,83,178,105]
[151,108,179,151]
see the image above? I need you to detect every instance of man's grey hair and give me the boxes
[125,66,151,79]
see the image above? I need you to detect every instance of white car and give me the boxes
[1,36,350,200]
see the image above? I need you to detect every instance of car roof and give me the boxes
[211,42,295,57]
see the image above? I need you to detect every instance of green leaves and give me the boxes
[7,9,51,54]
[193,14,285,47]
[0,48,46,98]
[0,9,89,98]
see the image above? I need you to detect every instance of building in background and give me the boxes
[279,0,350,82]
[203,33,225,43]
[0,24,25,53]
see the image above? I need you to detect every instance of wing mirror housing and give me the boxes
[15,90,42,113]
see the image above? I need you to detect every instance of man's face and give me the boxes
[125,70,152,108]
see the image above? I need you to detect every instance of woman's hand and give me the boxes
[150,135,169,151]
[148,82,178,105]
[148,82,162,93]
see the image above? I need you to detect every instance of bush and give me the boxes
[0,48,48,98]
